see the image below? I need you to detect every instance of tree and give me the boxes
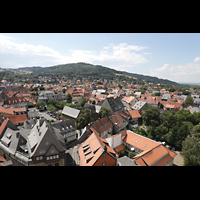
[165,122,191,150]
[99,107,111,118]
[175,109,194,126]
[154,124,168,140]
[33,87,38,91]
[161,111,176,131]
[182,123,200,166]
[152,92,160,96]
[59,101,67,109]
[143,106,161,127]
[36,100,46,110]
[48,99,58,107]
[53,89,57,94]
[62,88,66,93]
[128,151,135,159]
[39,86,45,90]
[77,98,86,108]
[77,108,91,128]
[66,93,72,103]
[184,95,194,107]
[92,100,95,104]
[192,111,200,125]
[47,104,57,113]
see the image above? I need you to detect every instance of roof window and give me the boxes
[135,140,137,143]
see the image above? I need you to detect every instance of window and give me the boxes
[102,161,106,166]
[46,157,49,160]
[36,157,40,160]
[40,156,43,160]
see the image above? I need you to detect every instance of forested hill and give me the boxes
[17,63,124,81]
[122,71,177,85]
[3,62,177,85]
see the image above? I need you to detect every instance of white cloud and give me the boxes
[0,35,150,71]
[149,57,200,83]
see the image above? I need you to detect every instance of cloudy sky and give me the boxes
[0,33,200,83]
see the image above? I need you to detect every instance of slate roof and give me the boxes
[101,97,124,113]
[52,119,76,135]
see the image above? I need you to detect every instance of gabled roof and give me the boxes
[0,119,18,139]
[132,144,177,166]
[78,128,117,166]
[132,101,147,110]
[123,130,160,151]
[92,116,113,134]
[7,114,27,124]
[109,112,125,128]
[102,97,124,113]
[27,120,65,157]
[128,110,141,119]
[62,106,80,119]
[0,106,14,115]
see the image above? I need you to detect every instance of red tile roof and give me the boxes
[132,144,177,166]
[0,106,14,115]
[128,110,141,119]
[78,128,118,166]
[92,116,113,134]
[7,114,27,124]
[123,130,160,151]
[0,119,9,136]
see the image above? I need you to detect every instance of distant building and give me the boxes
[101,97,124,114]
[132,101,149,114]
[62,106,81,127]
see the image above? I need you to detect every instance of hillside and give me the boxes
[122,71,178,85]
[0,63,177,85]
[17,63,124,81]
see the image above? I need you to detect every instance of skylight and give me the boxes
[135,140,137,143]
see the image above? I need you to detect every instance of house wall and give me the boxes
[94,152,116,166]
[100,127,113,139]
[106,133,122,149]
[32,152,65,166]
[62,114,78,127]
[165,158,174,166]
[0,113,13,122]
[0,148,23,166]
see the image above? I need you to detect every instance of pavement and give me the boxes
[173,151,183,166]
[38,111,60,123]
